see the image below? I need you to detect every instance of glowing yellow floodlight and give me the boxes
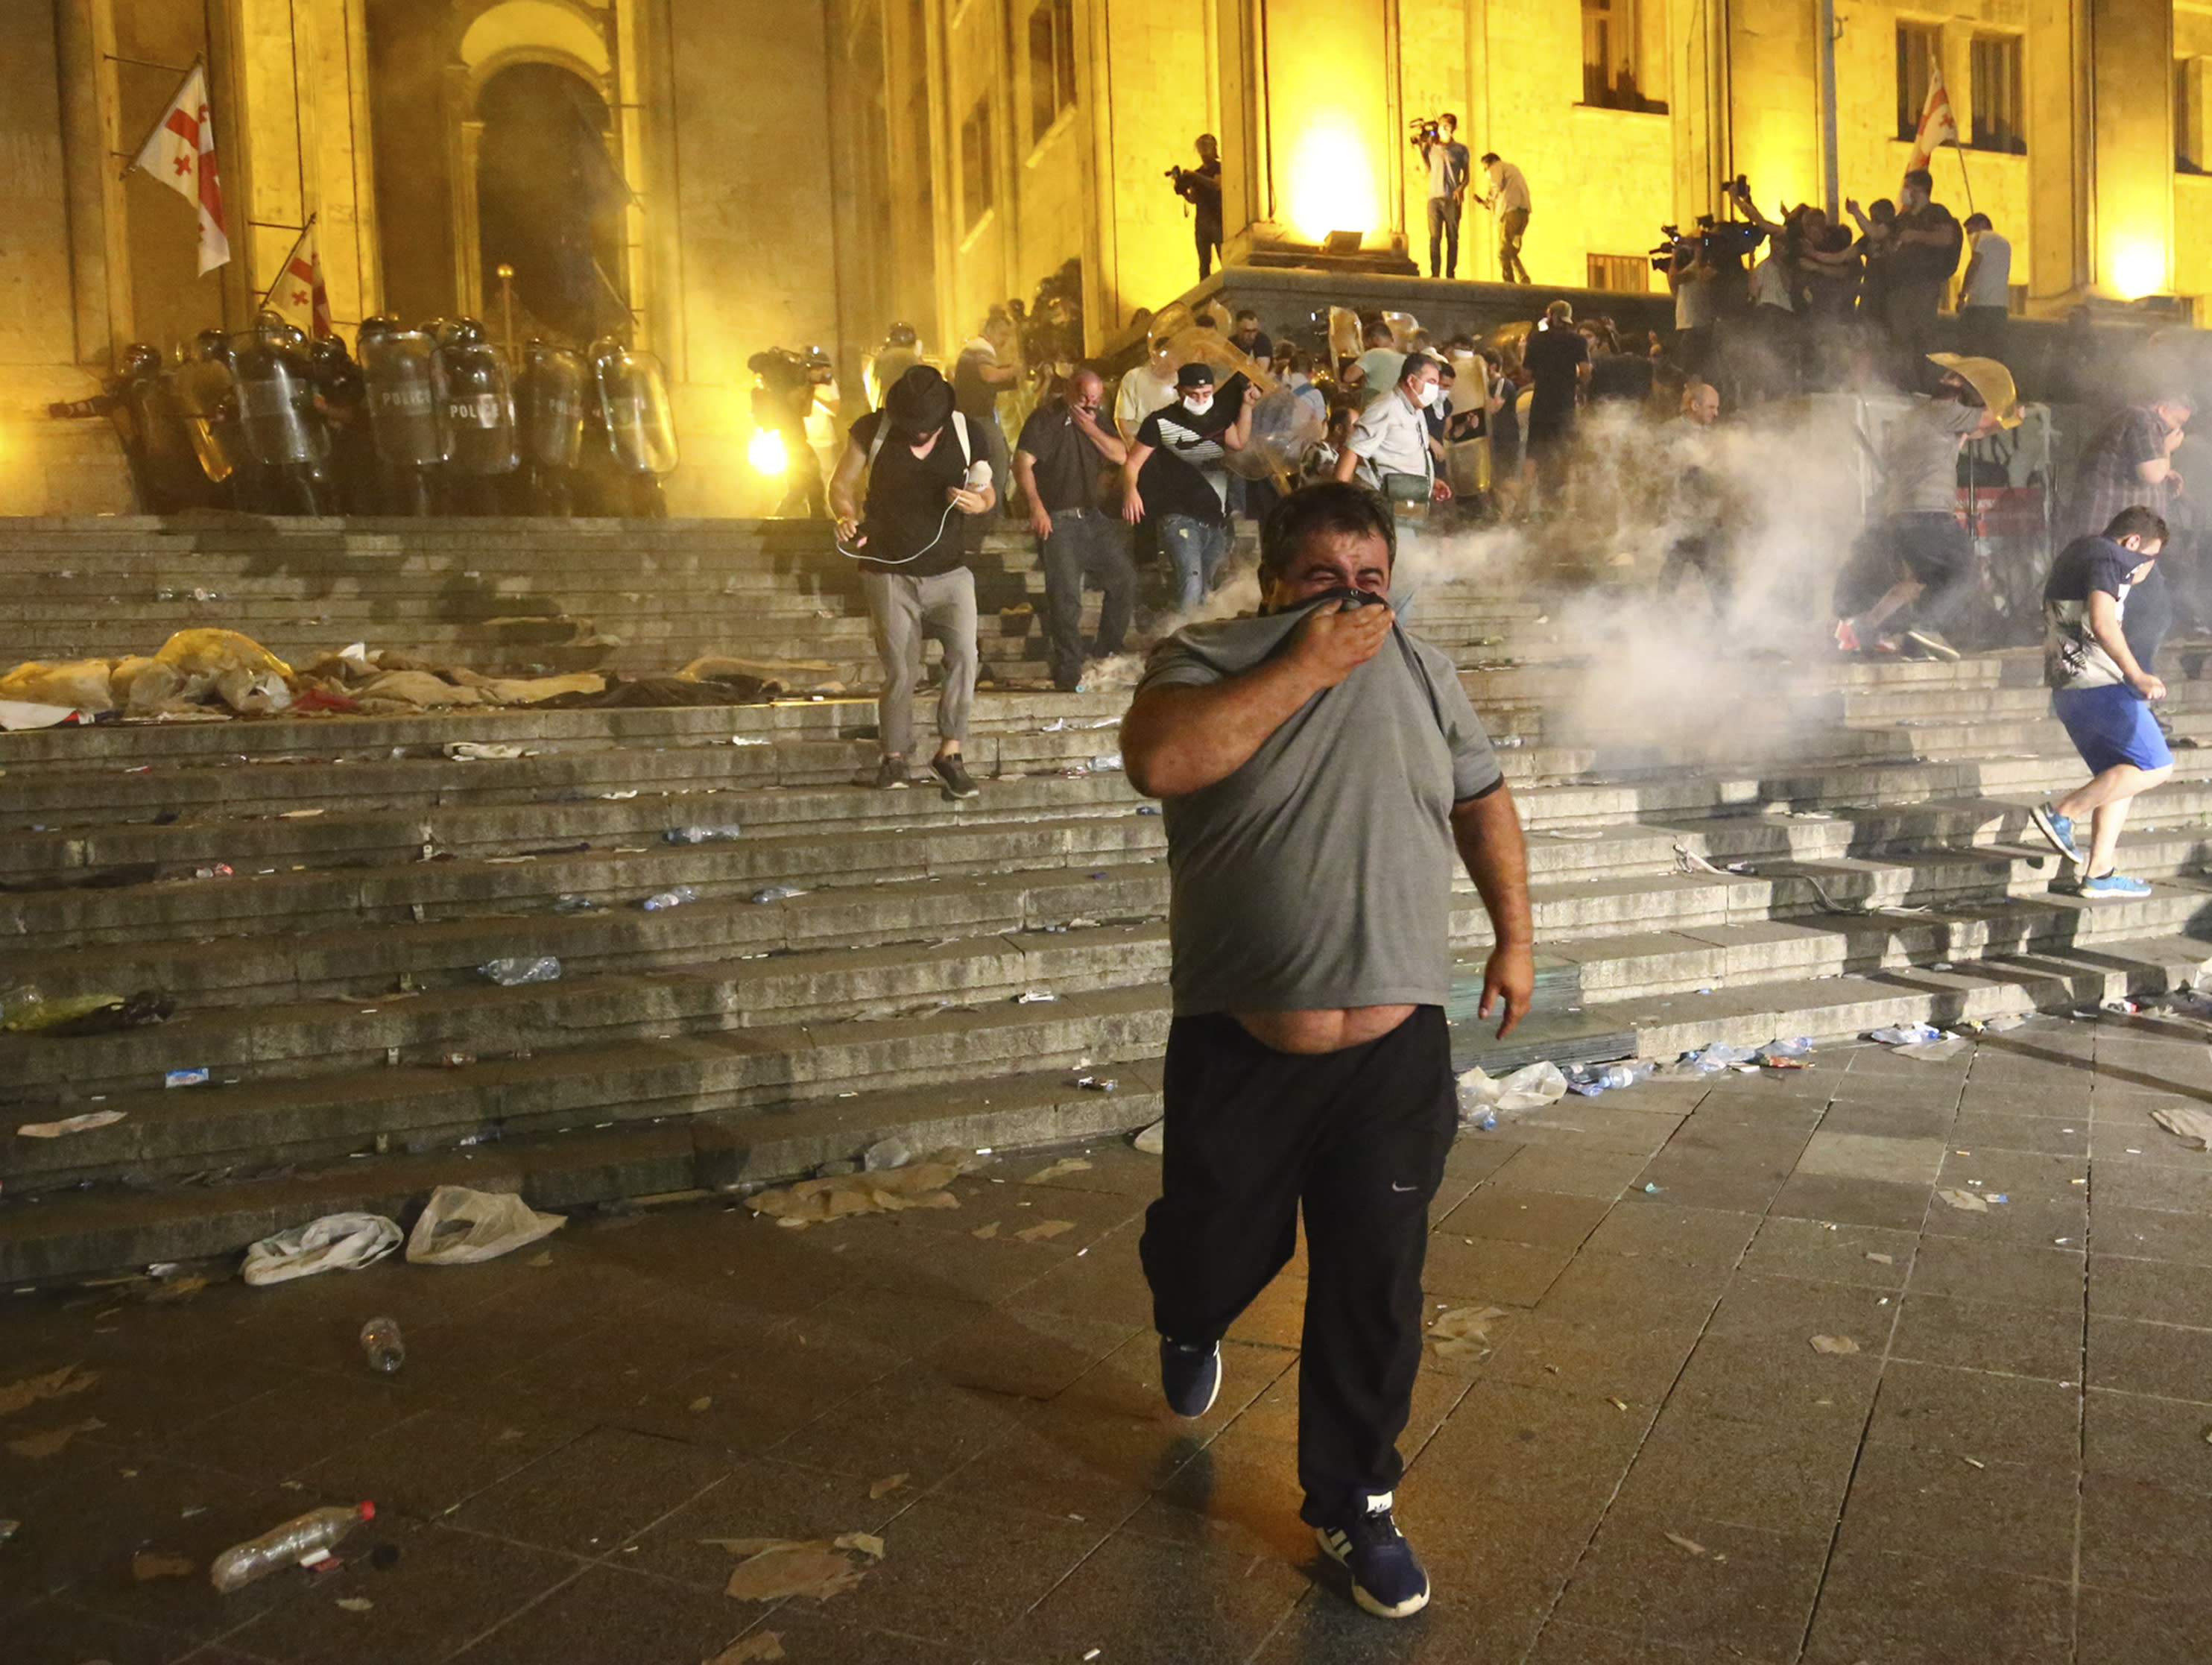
[1283,113,1380,245]
[2108,241,2168,302]
[747,427,789,476]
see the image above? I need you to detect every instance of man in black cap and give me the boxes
[829,364,998,797]
[1119,362,1259,612]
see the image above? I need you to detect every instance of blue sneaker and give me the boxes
[1159,1339,1221,1418]
[1315,1491,1431,1619]
[2078,872,2153,900]
[2030,803,2080,863]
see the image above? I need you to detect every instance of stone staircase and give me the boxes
[3,515,2211,1282]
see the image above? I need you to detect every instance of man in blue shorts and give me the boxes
[2030,506,2173,897]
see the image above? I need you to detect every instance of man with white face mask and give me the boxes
[1333,354,1453,505]
[1121,363,1258,610]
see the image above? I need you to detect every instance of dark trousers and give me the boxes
[1140,1008,1458,1525]
[1956,305,2009,364]
[1658,531,1730,615]
[1425,197,1462,279]
[1039,509,1136,689]
[1885,279,1945,388]
[1198,216,1222,280]
[1892,511,1978,637]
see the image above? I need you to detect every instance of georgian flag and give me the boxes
[128,62,231,274]
[1908,63,1960,171]
[263,215,332,337]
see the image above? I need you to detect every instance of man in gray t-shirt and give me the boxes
[1119,481,1533,1622]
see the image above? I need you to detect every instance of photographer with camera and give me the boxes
[1476,154,1532,284]
[1166,136,1224,281]
[1412,116,1471,280]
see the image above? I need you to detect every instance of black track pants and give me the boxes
[1140,1007,1457,1525]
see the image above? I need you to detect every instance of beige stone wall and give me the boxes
[0,0,131,514]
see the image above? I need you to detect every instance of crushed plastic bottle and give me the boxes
[478,956,560,986]
[664,825,743,845]
[748,885,807,903]
[1869,1022,1942,1046]
[1681,1041,1760,1074]
[552,894,598,914]
[359,1316,404,1374]
[639,885,699,912]
[211,1501,375,1593]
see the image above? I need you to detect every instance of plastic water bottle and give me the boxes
[359,1316,404,1374]
[210,1501,375,1593]
[664,825,742,844]
[478,955,560,986]
[639,885,698,912]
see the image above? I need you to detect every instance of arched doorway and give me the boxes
[475,63,629,344]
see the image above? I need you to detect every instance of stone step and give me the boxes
[1598,932,2212,1059]
[0,1061,1170,1284]
[0,982,1179,1194]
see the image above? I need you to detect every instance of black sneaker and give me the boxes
[872,755,910,790]
[1315,1491,1431,1619]
[931,753,981,799]
[1158,1339,1221,1418]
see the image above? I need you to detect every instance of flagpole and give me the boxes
[118,54,203,181]
[1951,139,1976,218]
[262,212,317,312]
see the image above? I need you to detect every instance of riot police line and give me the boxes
[49,314,680,518]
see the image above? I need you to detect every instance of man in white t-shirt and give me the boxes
[1956,213,2012,364]
[1114,337,1180,442]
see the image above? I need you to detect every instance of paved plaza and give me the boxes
[6,1015,2212,1664]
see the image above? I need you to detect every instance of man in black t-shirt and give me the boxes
[1885,169,1962,386]
[828,365,998,795]
[2028,507,2173,899]
[1015,367,1135,689]
[1523,303,1590,506]
[1120,363,1258,612]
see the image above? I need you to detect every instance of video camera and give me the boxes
[1649,179,1766,271]
[1408,116,1447,148]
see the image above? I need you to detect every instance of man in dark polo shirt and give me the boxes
[1119,481,1535,1620]
[1014,367,1134,690]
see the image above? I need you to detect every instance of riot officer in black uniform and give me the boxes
[358,313,448,515]
[514,338,588,514]
[307,335,376,516]
[230,311,326,514]
[437,318,518,514]
[46,343,174,511]
[588,331,677,517]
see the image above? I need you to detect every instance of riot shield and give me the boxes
[170,358,241,484]
[440,340,518,476]
[595,347,678,475]
[1221,385,1326,482]
[361,329,450,467]
[230,337,321,467]
[515,344,587,470]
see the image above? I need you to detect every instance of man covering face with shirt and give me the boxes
[1119,480,1534,1623]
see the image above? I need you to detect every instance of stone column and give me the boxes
[2088,0,2175,299]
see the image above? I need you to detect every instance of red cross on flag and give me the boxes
[263,216,332,338]
[128,62,231,274]
[1907,62,1960,171]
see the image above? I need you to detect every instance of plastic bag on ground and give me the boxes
[405,1186,566,1264]
[1896,1034,1970,1062]
[1456,1061,1568,1119]
[0,659,115,713]
[213,668,291,715]
[153,628,291,680]
[0,700,78,730]
[2152,1107,2212,1151]
[1870,1022,1943,1046]
[241,1213,402,1286]
[1679,1041,1761,1074]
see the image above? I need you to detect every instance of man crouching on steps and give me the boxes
[1119,480,1535,1619]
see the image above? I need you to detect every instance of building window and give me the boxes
[961,95,994,231]
[1970,34,2024,154]
[1581,0,1663,113]
[1587,254,1652,294]
[1028,0,1077,148]
[1897,22,1941,142]
[2181,59,2208,174]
